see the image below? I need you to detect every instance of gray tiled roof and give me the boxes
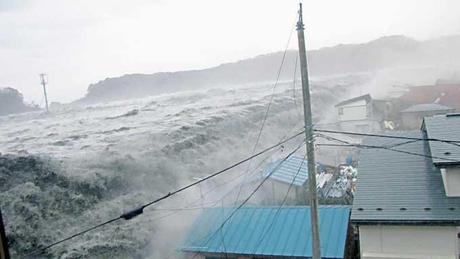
[400,103,454,113]
[423,114,460,165]
[351,131,460,225]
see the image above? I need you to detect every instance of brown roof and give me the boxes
[399,84,460,111]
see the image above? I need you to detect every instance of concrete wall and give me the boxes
[249,180,302,205]
[442,167,460,197]
[338,119,380,133]
[359,225,458,259]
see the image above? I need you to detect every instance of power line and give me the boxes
[23,130,305,258]
[218,147,294,259]
[316,139,420,149]
[316,133,460,163]
[235,25,296,203]
[145,147,288,259]
[252,152,307,251]
[150,146,284,229]
[192,140,306,259]
[314,128,460,146]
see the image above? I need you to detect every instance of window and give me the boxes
[338,107,344,115]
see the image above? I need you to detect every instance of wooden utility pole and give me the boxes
[296,3,321,259]
[39,73,49,113]
[0,209,10,259]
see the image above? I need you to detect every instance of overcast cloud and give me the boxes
[1,0,460,103]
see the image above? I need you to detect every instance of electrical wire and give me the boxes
[22,130,305,258]
[147,146,288,259]
[154,128,300,222]
[316,133,460,163]
[251,152,307,251]
[234,25,296,203]
[314,128,460,146]
[143,138,286,237]
[192,140,306,259]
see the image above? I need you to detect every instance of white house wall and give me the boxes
[338,103,368,122]
[359,225,458,259]
[441,167,460,197]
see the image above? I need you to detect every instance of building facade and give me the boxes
[351,114,460,259]
[335,94,390,132]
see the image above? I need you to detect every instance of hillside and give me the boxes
[0,87,38,116]
[76,35,460,104]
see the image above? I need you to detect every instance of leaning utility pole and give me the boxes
[39,73,49,113]
[296,3,321,259]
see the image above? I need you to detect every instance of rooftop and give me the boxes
[262,156,309,186]
[423,114,460,165]
[399,84,460,111]
[400,103,454,113]
[351,131,460,225]
[335,94,371,107]
[181,206,350,258]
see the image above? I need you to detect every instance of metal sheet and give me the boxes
[181,206,350,258]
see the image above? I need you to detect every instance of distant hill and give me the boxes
[0,87,38,116]
[75,35,460,104]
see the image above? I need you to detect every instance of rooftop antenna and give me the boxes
[39,73,49,113]
[296,3,321,259]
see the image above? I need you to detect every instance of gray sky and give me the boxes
[1,0,460,103]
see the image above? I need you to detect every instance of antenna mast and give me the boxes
[39,73,49,113]
[296,3,321,259]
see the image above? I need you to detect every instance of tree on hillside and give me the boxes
[0,87,37,115]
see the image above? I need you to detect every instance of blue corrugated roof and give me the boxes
[351,131,460,224]
[263,156,309,186]
[181,206,350,258]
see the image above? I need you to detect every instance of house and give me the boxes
[400,103,455,129]
[423,114,460,197]
[334,94,391,132]
[258,156,331,204]
[180,206,352,259]
[242,156,344,205]
[351,113,460,258]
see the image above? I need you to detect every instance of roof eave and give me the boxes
[434,161,460,167]
[335,94,372,107]
[351,219,460,226]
